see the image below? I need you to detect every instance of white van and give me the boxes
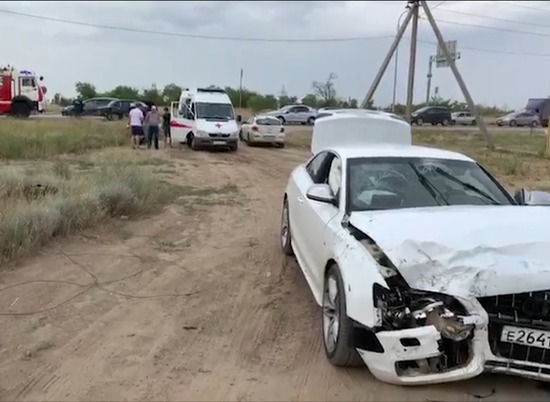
[170,87,240,151]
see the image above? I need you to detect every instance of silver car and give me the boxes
[451,111,476,126]
[496,111,540,127]
[267,105,317,125]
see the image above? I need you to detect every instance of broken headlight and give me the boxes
[373,283,475,342]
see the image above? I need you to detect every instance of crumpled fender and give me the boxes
[331,233,387,328]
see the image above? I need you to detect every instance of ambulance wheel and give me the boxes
[229,142,238,152]
[190,135,199,151]
[11,102,31,118]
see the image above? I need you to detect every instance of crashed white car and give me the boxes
[280,110,550,385]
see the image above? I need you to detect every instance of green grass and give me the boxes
[0,119,127,159]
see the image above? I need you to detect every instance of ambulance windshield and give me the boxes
[195,102,234,121]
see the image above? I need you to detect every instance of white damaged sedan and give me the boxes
[280,110,550,385]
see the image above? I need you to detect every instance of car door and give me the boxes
[294,106,310,124]
[516,112,528,125]
[284,106,299,124]
[242,116,253,138]
[291,151,340,290]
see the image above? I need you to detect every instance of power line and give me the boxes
[417,38,550,58]
[0,8,394,43]
[433,17,550,38]
[496,1,550,14]
[435,7,550,30]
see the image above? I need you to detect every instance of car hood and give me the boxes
[349,205,550,298]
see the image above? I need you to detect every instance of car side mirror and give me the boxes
[237,115,242,123]
[306,184,337,206]
[514,188,550,206]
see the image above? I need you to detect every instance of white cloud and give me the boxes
[1,0,549,109]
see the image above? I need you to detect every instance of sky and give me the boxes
[1,0,550,109]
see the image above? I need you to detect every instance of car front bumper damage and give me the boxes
[351,227,550,385]
[358,293,550,385]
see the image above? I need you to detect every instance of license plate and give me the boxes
[212,141,226,145]
[500,325,550,349]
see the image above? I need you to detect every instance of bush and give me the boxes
[0,161,178,263]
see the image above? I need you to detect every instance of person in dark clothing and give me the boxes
[162,107,171,148]
[144,105,160,150]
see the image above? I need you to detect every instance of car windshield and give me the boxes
[347,157,513,212]
[195,102,234,120]
[412,107,429,114]
[256,117,280,125]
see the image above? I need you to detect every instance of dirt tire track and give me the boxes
[0,144,548,401]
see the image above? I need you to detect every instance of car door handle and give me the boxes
[297,196,304,204]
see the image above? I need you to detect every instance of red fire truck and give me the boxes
[0,65,47,118]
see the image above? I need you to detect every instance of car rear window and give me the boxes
[256,118,281,126]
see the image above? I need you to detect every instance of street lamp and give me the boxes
[391,5,411,112]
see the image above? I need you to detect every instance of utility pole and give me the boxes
[238,68,244,109]
[426,55,434,104]
[361,0,495,150]
[419,1,494,150]
[405,2,419,122]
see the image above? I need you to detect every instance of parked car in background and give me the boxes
[496,110,540,127]
[98,99,148,120]
[61,97,118,117]
[267,104,317,125]
[410,106,451,126]
[239,115,285,147]
[451,111,476,126]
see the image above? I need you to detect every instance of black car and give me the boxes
[410,106,452,126]
[98,99,149,120]
[61,97,118,117]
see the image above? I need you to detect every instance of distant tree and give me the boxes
[349,98,359,108]
[75,82,97,99]
[141,84,164,105]
[301,94,318,108]
[247,94,278,112]
[107,85,140,100]
[312,72,338,107]
[162,83,182,103]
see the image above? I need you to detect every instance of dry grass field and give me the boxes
[0,117,549,401]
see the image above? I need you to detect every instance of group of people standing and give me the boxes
[128,103,172,150]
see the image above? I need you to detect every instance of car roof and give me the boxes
[322,144,474,162]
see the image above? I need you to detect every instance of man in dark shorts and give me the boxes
[128,103,144,149]
[162,106,171,148]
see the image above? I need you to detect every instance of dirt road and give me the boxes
[0,144,548,401]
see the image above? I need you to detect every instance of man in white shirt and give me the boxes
[128,104,144,149]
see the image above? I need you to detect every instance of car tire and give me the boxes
[417,117,424,126]
[277,116,286,124]
[112,113,122,121]
[471,120,477,126]
[307,117,315,125]
[238,129,243,141]
[323,264,363,367]
[229,142,238,152]
[509,120,517,127]
[275,142,285,148]
[442,119,449,126]
[450,120,456,126]
[190,135,199,150]
[531,121,538,128]
[246,132,253,146]
[280,198,294,256]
